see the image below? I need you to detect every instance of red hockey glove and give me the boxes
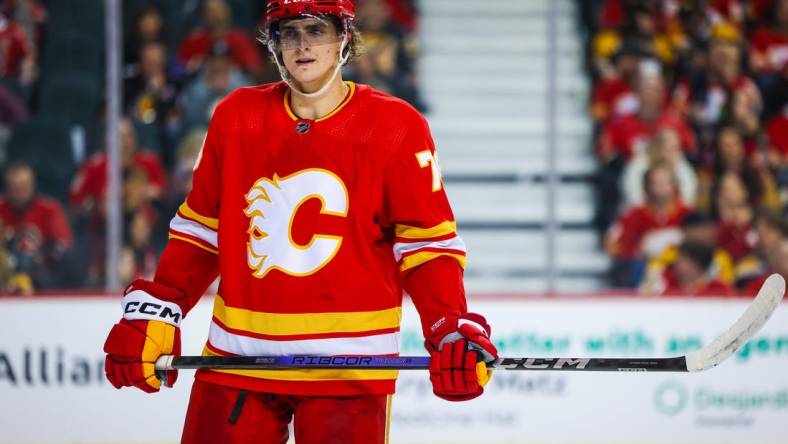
[425,313,498,401]
[103,279,184,393]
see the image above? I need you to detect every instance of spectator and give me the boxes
[741,238,788,296]
[0,11,35,91]
[121,165,159,256]
[591,2,677,77]
[178,0,263,78]
[589,42,644,123]
[641,211,735,295]
[156,127,206,248]
[696,126,781,213]
[124,7,166,76]
[762,57,788,119]
[83,166,161,287]
[713,172,757,264]
[662,240,734,296]
[706,1,748,29]
[118,199,158,284]
[347,0,424,109]
[597,65,696,163]
[673,30,761,146]
[125,39,176,106]
[606,162,691,287]
[379,0,418,32]
[734,208,788,289]
[764,104,788,169]
[594,65,695,234]
[749,0,788,82]
[69,118,166,219]
[621,127,698,208]
[0,162,73,289]
[180,42,250,130]
[0,0,47,46]
[125,41,181,167]
[0,217,31,295]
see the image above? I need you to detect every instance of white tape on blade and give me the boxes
[685,273,785,372]
[155,355,174,371]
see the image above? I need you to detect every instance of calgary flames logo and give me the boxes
[244,168,348,279]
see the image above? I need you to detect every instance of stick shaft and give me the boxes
[158,355,688,372]
[155,275,783,382]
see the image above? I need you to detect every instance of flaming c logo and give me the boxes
[244,169,348,279]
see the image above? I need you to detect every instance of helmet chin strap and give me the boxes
[270,35,351,99]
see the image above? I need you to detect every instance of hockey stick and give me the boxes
[155,274,785,378]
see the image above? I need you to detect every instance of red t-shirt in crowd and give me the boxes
[69,151,166,210]
[607,203,691,260]
[0,195,73,253]
[178,29,262,75]
[766,112,788,157]
[715,220,755,261]
[597,111,696,161]
[707,0,747,26]
[672,75,759,124]
[0,18,30,78]
[591,77,637,121]
[750,27,788,74]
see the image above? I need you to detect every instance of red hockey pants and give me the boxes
[181,379,391,444]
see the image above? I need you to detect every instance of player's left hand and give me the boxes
[425,313,498,401]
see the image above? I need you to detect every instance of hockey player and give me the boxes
[102,1,498,443]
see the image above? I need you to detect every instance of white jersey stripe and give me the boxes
[169,213,218,248]
[207,320,401,356]
[392,236,466,262]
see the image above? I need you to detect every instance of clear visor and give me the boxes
[272,15,345,51]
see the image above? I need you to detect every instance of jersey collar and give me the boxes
[284,81,356,123]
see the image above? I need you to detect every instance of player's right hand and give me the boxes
[426,313,498,402]
[103,279,184,393]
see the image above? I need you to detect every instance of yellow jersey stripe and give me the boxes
[179,202,219,230]
[212,295,402,336]
[395,221,457,240]
[400,251,467,272]
[202,346,398,381]
[169,234,219,255]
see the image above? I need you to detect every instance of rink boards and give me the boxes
[1,295,787,444]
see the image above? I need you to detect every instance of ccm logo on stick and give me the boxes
[124,301,182,324]
[499,358,591,369]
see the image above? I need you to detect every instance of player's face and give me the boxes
[279,17,344,91]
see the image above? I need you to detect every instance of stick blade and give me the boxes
[685,273,785,372]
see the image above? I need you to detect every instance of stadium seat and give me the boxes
[40,31,104,86]
[38,75,102,128]
[6,115,79,203]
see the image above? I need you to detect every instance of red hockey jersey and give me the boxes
[155,82,467,396]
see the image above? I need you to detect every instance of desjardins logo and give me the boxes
[654,381,689,415]
[654,380,788,416]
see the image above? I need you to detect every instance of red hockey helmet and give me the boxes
[265,0,356,28]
